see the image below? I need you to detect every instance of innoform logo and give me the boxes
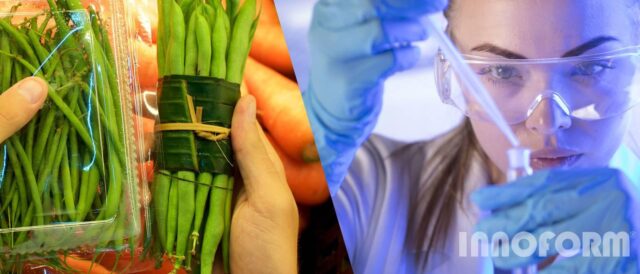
[459,231,631,258]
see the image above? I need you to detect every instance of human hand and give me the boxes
[472,168,640,273]
[304,0,448,194]
[0,77,48,143]
[229,95,299,273]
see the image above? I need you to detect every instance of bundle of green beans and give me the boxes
[153,0,257,273]
[0,0,135,271]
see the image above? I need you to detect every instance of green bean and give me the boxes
[195,12,212,76]
[27,29,55,76]
[75,153,100,222]
[153,170,172,250]
[1,167,15,208]
[75,156,90,221]
[202,4,216,30]
[226,0,241,24]
[36,128,62,195]
[101,144,123,220]
[51,123,71,219]
[0,179,17,214]
[226,0,257,83]
[10,190,19,221]
[184,8,199,76]
[180,0,196,21]
[166,0,186,75]
[61,138,75,220]
[190,172,212,254]
[1,163,12,197]
[64,0,84,10]
[32,110,56,174]
[7,138,43,226]
[211,7,229,79]
[24,117,37,163]
[6,155,26,218]
[157,0,167,77]
[12,51,23,84]
[50,150,63,222]
[222,177,234,273]
[174,171,195,270]
[43,187,52,224]
[165,173,179,255]
[199,174,228,274]
[92,22,125,140]
[37,13,52,36]
[69,128,80,197]
[0,31,11,91]
[0,20,38,66]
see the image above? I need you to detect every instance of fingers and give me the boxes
[476,191,593,237]
[313,0,378,30]
[377,0,448,18]
[231,95,288,201]
[491,205,612,269]
[344,46,421,93]
[315,0,447,24]
[471,168,618,211]
[0,77,48,143]
[311,4,427,60]
[310,45,420,120]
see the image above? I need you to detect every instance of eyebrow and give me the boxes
[561,36,619,57]
[470,44,527,59]
[470,35,620,59]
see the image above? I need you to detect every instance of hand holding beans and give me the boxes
[228,94,299,274]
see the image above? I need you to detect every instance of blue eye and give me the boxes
[478,65,521,80]
[573,61,615,76]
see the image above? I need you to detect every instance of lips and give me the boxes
[530,148,583,170]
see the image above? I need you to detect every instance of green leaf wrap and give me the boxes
[156,75,240,175]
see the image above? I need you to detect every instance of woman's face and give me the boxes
[449,0,636,175]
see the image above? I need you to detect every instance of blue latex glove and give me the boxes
[471,168,640,273]
[304,0,448,195]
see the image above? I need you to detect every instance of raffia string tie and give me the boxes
[154,95,230,141]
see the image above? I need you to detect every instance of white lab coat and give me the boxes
[333,131,640,274]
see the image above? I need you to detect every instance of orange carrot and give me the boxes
[267,135,329,206]
[249,23,294,77]
[57,255,112,274]
[259,0,280,26]
[244,57,318,162]
[130,0,158,44]
[135,40,159,90]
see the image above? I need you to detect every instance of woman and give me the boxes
[304,0,640,273]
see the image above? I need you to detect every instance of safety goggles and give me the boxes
[435,46,640,124]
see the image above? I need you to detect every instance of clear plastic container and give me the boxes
[0,0,145,272]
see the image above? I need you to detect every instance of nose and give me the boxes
[525,93,572,134]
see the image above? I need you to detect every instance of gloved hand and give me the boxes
[471,168,640,273]
[304,0,448,195]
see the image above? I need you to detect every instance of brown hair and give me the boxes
[407,119,482,271]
